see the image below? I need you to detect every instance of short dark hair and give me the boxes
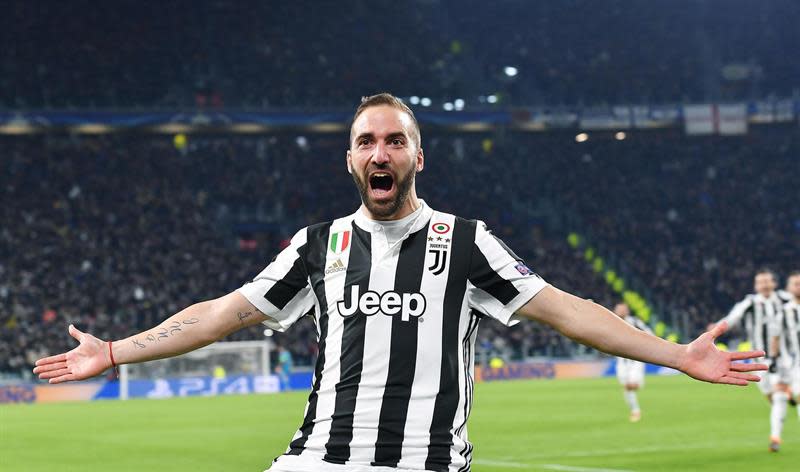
[755,268,777,282]
[350,93,421,148]
[788,270,800,279]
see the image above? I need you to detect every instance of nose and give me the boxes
[371,141,390,165]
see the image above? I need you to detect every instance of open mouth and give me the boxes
[369,172,395,198]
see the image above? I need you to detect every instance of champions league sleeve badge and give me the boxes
[515,263,534,276]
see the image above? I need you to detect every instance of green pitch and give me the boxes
[1,376,798,471]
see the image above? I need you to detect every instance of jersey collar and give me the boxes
[753,292,779,303]
[352,199,433,235]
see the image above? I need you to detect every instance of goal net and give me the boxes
[118,340,276,400]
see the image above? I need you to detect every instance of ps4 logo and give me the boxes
[337,285,426,321]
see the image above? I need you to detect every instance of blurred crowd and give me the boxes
[2,1,798,109]
[542,128,799,335]
[5,126,797,377]
[1,134,607,376]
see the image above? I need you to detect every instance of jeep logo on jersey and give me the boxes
[337,285,426,321]
[329,230,350,254]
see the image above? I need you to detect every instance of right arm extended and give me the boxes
[33,291,270,384]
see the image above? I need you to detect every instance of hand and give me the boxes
[32,324,112,384]
[678,322,767,386]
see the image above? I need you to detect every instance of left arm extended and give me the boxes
[517,285,766,385]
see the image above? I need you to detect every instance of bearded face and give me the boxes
[348,105,423,220]
[351,157,416,219]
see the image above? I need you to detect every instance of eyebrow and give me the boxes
[385,132,408,142]
[353,132,374,143]
[353,131,409,143]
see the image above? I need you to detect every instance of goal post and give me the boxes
[118,340,275,400]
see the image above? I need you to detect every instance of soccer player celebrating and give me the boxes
[613,302,653,422]
[783,272,800,422]
[718,269,791,452]
[34,93,766,472]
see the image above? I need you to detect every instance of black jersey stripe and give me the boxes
[756,301,769,354]
[288,222,333,455]
[372,226,429,467]
[324,223,372,464]
[426,217,475,472]
[456,311,478,440]
[264,252,308,310]
[469,240,520,306]
[456,311,480,472]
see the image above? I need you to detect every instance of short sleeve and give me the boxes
[466,221,548,326]
[238,228,315,332]
[722,296,751,328]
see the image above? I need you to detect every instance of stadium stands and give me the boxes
[544,127,799,335]
[0,135,604,375]
[2,1,798,378]
[3,127,797,376]
[1,1,797,109]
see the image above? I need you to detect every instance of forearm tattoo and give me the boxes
[237,311,254,324]
[133,317,202,349]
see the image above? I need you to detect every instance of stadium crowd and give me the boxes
[0,135,605,376]
[1,1,797,109]
[543,128,799,335]
[4,126,797,377]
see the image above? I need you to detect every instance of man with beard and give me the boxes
[717,269,792,452]
[35,93,766,472]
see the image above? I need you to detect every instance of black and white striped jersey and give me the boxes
[781,299,800,363]
[722,292,789,354]
[239,202,547,472]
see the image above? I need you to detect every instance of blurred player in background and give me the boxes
[613,302,653,422]
[274,343,294,390]
[782,272,800,421]
[717,269,791,452]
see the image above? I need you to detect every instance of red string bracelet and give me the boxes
[108,340,119,378]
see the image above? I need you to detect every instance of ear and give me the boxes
[416,147,424,172]
[346,150,353,174]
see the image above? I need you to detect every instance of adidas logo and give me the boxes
[325,258,347,275]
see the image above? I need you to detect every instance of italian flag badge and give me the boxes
[329,230,351,254]
[432,222,451,234]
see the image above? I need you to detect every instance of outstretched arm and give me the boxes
[33,291,270,384]
[517,285,766,386]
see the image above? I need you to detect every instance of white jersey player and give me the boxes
[614,302,653,422]
[781,272,800,421]
[719,269,791,452]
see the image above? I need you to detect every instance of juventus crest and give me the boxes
[427,222,452,276]
[428,247,448,275]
